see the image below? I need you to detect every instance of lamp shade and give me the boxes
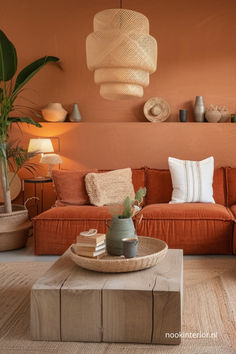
[86,8,157,100]
[28,138,54,153]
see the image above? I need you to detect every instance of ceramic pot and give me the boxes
[205,110,221,123]
[69,103,82,122]
[219,110,230,122]
[42,103,68,122]
[231,114,236,123]
[194,96,205,122]
[179,109,187,122]
[106,216,137,256]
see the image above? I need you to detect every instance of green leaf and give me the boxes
[122,196,132,218]
[7,117,42,128]
[135,187,147,204]
[0,87,3,102]
[0,29,17,81]
[13,56,59,94]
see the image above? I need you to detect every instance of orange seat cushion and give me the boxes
[33,206,111,255]
[146,167,226,205]
[135,203,233,254]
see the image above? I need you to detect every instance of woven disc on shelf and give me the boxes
[144,97,171,122]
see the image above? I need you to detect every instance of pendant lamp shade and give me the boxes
[86,9,157,100]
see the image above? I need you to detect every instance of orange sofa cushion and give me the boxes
[52,169,96,206]
[131,168,146,193]
[135,203,233,254]
[226,167,236,206]
[33,205,111,255]
[146,168,226,205]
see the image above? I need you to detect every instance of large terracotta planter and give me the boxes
[0,204,32,251]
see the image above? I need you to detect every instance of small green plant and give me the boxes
[6,141,38,185]
[108,187,147,219]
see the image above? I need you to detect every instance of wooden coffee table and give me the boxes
[31,248,183,344]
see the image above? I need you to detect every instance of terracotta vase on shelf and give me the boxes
[42,103,68,122]
[194,96,205,122]
[69,103,82,122]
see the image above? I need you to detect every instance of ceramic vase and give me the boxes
[179,109,187,122]
[231,114,236,123]
[69,103,82,122]
[205,109,221,123]
[106,216,137,256]
[219,107,230,122]
[42,103,67,122]
[194,96,205,122]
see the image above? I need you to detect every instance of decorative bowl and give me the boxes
[69,236,168,273]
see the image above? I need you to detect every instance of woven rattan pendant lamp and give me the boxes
[86,1,157,100]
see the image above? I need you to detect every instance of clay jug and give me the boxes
[42,103,67,122]
[106,216,137,256]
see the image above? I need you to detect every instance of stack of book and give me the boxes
[76,233,106,258]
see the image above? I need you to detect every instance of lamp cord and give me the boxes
[120,0,122,9]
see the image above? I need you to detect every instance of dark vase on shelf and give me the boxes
[69,103,82,122]
[231,114,236,123]
[179,109,188,122]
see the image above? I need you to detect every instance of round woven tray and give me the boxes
[69,236,168,273]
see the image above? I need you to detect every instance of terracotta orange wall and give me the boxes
[2,0,236,122]
[12,121,236,215]
[3,0,236,213]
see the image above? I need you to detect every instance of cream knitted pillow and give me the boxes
[168,156,215,204]
[85,168,135,207]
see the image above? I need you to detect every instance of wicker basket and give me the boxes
[0,204,32,251]
[69,236,168,273]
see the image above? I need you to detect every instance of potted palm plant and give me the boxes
[0,29,59,250]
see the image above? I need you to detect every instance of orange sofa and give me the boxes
[33,167,236,255]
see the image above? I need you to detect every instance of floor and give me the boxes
[0,236,59,262]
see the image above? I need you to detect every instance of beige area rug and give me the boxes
[0,258,236,354]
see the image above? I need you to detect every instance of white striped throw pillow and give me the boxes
[168,156,215,204]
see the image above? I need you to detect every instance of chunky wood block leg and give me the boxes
[30,253,75,340]
[152,291,182,344]
[103,289,152,343]
[102,267,159,343]
[61,267,105,342]
[152,249,183,344]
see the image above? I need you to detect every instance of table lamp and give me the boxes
[28,138,62,177]
[40,153,62,177]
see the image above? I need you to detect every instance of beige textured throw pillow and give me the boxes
[85,168,135,207]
